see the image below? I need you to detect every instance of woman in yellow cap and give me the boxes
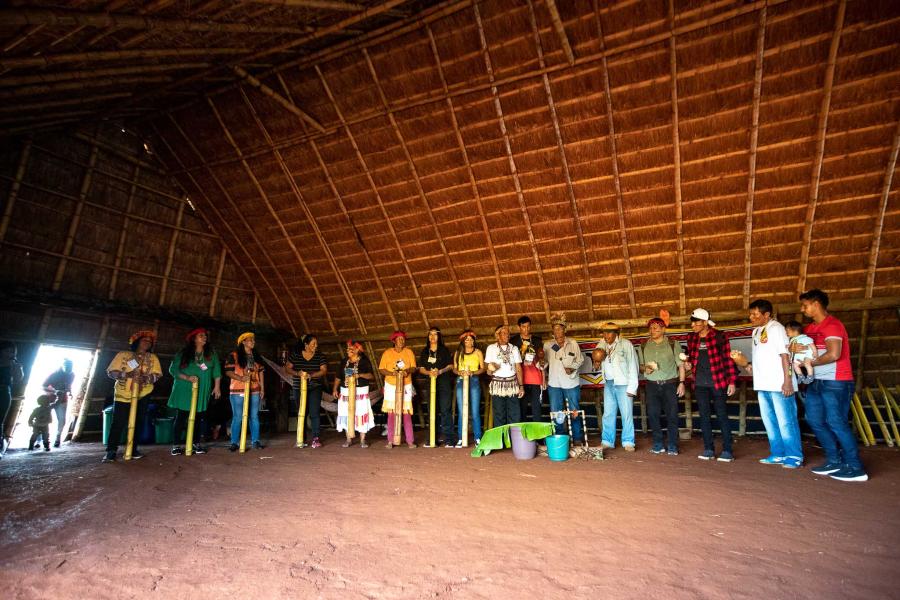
[103,330,163,463]
[224,332,265,452]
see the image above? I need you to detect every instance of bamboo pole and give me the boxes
[238,85,367,338]
[425,24,508,323]
[124,380,140,461]
[315,64,430,328]
[852,392,876,445]
[797,0,846,295]
[240,380,250,453]
[155,116,300,335]
[668,0,687,315]
[526,0,593,321]
[864,115,900,299]
[52,145,98,293]
[0,139,31,244]
[0,47,245,70]
[361,48,471,326]
[185,381,199,456]
[543,0,575,65]
[209,248,227,317]
[876,381,900,444]
[207,95,332,334]
[158,199,185,305]
[233,66,325,133]
[738,381,748,436]
[855,309,869,389]
[0,63,209,87]
[296,376,308,447]
[0,76,172,99]
[244,0,368,11]
[865,388,893,447]
[461,371,469,447]
[0,7,314,35]
[108,163,139,300]
[849,397,870,446]
[2,23,44,52]
[474,0,550,323]
[742,5,767,307]
[593,0,637,318]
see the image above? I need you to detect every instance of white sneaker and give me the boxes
[455,440,463,448]
[600,441,613,450]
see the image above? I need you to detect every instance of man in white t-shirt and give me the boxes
[484,325,524,429]
[744,299,802,468]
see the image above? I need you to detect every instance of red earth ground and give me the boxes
[1,433,897,599]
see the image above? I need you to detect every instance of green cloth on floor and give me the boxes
[471,422,555,457]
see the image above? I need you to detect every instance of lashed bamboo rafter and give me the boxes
[865,115,900,299]
[315,64,430,328]
[593,0,636,318]
[474,1,550,322]
[233,66,325,133]
[83,0,178,47]
[244,0,367,11]
[2,23,44,52]
[107,162,139,301]
[742,5,767,308]
[797,0,846,295]
[51,144,98,293]
[425,24,507,323]
[158,199,186,305]
[526,0,593,321]
[155,117,300,335]
[668,0,686,315]
[543,0,575,66]
[0,63,209,88]
[119,0,235,48]
[237,84,367,335]
[206,96,335,333]
[0,92,132,114]
[0,47,245,70]
[0,139,31,244]
[0,7,314,36]
[0,76,171,100]
[209,248,228,317]
[361,47,470,326]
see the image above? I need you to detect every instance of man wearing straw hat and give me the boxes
[544,313,586,443]
[594,322,638,451]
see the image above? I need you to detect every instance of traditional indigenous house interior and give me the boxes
[0,0,897,597]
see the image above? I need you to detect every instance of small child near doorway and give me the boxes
[28,394,53,451]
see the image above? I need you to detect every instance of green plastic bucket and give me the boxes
[546,434,570,462]
[154,417,175,445]
[102,406,127,445]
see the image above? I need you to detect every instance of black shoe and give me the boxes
[192,444,208,454]
[829,466,869,482]
[253,441,265,450]
[171,446,184,456]
[102,451,117,463]
[810,461,843,476]
[131,450,144,460]
[229,443,239,452]
[54,440,60,448]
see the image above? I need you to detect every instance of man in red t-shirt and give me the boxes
[796,289,867,482]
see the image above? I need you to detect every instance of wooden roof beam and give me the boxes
[243,0,369,11]
[0,47,244,70]
[865,115,900,299]
[543,0,575,66]
[233,66,325,133]
[526,0,592,321]
[797,0,846,295]
[474,0,551,323]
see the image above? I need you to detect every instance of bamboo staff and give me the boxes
[123,371,141,461]
[347,368,356,441]
[875,381,899,444]
[296,375,307,447]
[428,373,436,448]
[239,379,250,453]
[564,400,574,451]
[185,381,198,456]
[461,371,469,447]
[852,393,876,445]
[392,368,403,446]
[865,388,894,447]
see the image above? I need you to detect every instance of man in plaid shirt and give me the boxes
[684,308,738,461]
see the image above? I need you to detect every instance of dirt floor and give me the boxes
[1,431,898,600]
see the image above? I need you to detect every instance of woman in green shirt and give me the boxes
[168,328,222,455]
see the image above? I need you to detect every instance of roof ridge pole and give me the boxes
[206,96,334,334]
[742,4,767,308]
[473,0,551,323]
[592,0,637,318]
[237,84,367,336]
[797,0,846,295]
[315,64,430,329]
[155,117,300,335]
[425,23,508,324]
[668,0,687,315]
[360,47,471,328]
[108,163,140,300]
[526,0,594,321]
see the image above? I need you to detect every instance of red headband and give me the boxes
[459,329,476,342]
[390,331,407,342]
[647,317,667,328]
[129,330,156,345]
[185,327,207,342]
[346,339,364,352]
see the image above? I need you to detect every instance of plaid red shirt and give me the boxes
[686,327,737,391]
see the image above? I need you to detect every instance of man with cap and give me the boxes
[378,331,417,448]
[544,313,585,441]
[593,322,639,450]
[640,317,686,455]
[684,308,737,461]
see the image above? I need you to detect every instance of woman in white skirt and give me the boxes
[332,340,376,448]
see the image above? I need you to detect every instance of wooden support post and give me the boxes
[743,6,767,307]
[108,163,139,300]
[639,387,647,433]
[739,381,748,436]
[158,199,185,306]
[856,309,869,389]
[209,247,227,317]
[683,387,693,438]
[0,138,31,243]
[668,0,687,314]
[52,144,98,292]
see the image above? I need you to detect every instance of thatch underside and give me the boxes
[0,0,898,343]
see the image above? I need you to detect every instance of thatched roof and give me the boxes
[1,0,899,341]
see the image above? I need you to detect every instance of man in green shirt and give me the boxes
[640,317,686,455]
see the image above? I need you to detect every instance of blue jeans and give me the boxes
[803,379,862,469]
[456,376,482,442]
[230,392,260,445]
[601,381,634,447]
[547,386,583,441]
[757,390,803,460]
